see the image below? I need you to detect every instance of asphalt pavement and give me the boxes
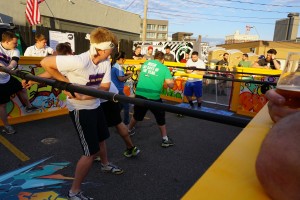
[0,104,244,200]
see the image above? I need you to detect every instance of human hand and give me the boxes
[271,54,276,60]
[22,80,34,89]
[266,89,299,122]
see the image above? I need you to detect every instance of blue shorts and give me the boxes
[184,81,202,97]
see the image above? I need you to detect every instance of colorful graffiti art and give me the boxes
[238,76,278,113]
[161,77,185,102]
[7,65,67,119]
[133,41,209,63]
[0,157,72,200]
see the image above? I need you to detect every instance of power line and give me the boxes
[150,8,279,20]
[124,0,136,10]
[185,0,290,14]
[222,0,300,8]
[149,10,274,25]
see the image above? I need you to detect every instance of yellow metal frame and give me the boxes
[182,105,272,199]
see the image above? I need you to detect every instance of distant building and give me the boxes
[172,32,196,41]
[140,18,168,41]
[273,12,300,41]
[225,30,259,44]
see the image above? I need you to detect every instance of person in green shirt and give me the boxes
[238,53,252,68]
[128,51,175,147]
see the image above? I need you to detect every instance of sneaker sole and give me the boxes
[161,143,174,148]
[101,170,124,175]
[123,149,140,158]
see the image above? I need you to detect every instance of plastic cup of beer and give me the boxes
[276,52,300,108]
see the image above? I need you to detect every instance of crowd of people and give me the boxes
[1,28,297,200]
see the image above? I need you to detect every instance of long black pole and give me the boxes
[0,67,251,128]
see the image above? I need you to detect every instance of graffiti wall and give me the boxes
[133,41,209,63]
[238,76,278,114]
[122,64,187,102]
[7,64,67,120]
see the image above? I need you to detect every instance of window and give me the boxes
[157,33,166,39]
[158,25,167,31]
[146,32,156,39]
[147,24,156,30]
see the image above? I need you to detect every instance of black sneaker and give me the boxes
[25,105,40,113]
[67,191,93,200]
[2,125,16,134]
[161,138,174,148]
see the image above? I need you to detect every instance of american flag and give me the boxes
[25,0,44,26]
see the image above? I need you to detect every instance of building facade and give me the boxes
[225,30,259,44]
[273,13,300,41]
[0,0,141,41]
[140,18,168,41]
[172,32,196,41]
[217,40,300,60]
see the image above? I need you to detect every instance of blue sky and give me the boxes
[97,0,300,42]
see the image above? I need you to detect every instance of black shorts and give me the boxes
[69,106,110,156]
[133,95,165,126]
[0,76,23,104]
[101,101,122,127]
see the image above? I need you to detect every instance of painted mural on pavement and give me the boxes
[0,157,72,200]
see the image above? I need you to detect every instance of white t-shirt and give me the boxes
[0,43,20,84]
[100,82,119,103]
[24,45,54,57]
[186,58,206,82]
[56,51,111,111]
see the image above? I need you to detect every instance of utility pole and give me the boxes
[142,0,148,41]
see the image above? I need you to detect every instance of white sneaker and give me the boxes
[2,125,16,134]
[68,191,93,200]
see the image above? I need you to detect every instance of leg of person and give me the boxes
[10,76,39,112]
[100,101,140,157]
[99,140,124,175]
[0,103,9,126]
[0,79,19,134]
[17,88,39,112]
[184,82,194,108]
[68,108,101,199]
[193,81,203,109]
[119,90,130,125]
[128,96,148,136]
[122,102,130,125]
[150,99,174,148]
[115,122,140,158]
[96,105,124,175]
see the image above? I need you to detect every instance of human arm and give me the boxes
[272,56,281,70]
[118,71,133,82]
[266,89,299,122]
[165,78,174,89]
[22,71,53,89]
[40,56,70,82]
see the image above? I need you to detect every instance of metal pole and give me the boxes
[142,0,148,41]
[0,67,251,128]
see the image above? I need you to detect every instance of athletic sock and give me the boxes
[162,136,168,141]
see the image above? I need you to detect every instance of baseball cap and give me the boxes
[258,55,265,59]
[148,46,153,50]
